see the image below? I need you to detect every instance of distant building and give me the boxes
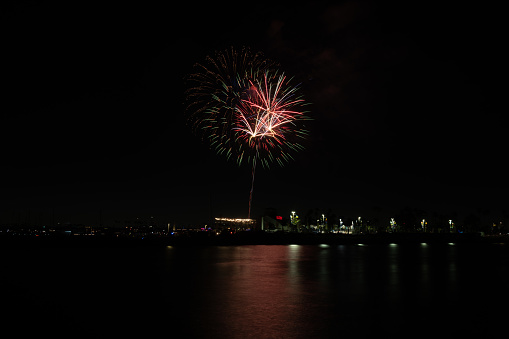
[261,215,285,232]
[214,217,256,232]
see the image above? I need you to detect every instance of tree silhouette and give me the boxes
[397,207,418,232]
[463,213,480,233]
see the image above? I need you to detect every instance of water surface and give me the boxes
[2,243,507,337]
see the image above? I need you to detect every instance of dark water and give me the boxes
[2,243,508,337]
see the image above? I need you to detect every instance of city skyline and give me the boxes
[1,203,505,235]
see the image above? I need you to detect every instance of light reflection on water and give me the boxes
[2,243,508,337]
[160,244,499,337]
[162,243,509,338]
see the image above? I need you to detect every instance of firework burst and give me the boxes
[185,47,275,158]
[233,70,309,168]
[185,48,311,217]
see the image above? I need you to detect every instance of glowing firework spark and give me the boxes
[233,71,309,168]
[185,47,275,160]
[186,48,310,218]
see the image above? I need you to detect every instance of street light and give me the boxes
[390,218,396,232]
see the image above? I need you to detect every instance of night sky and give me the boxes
[1,1,505,226]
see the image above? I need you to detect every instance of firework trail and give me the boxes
[186,48,310,218]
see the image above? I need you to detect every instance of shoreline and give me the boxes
[1,232,507,248]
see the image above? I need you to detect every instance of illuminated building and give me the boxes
[214,217,256,231]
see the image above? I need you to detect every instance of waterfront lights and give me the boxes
[215,217,255,223]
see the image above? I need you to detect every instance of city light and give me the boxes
[290,211,299,226]
[390,218,396,231]
[214,218,255,223]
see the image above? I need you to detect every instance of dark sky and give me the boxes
[1,1,505,226]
